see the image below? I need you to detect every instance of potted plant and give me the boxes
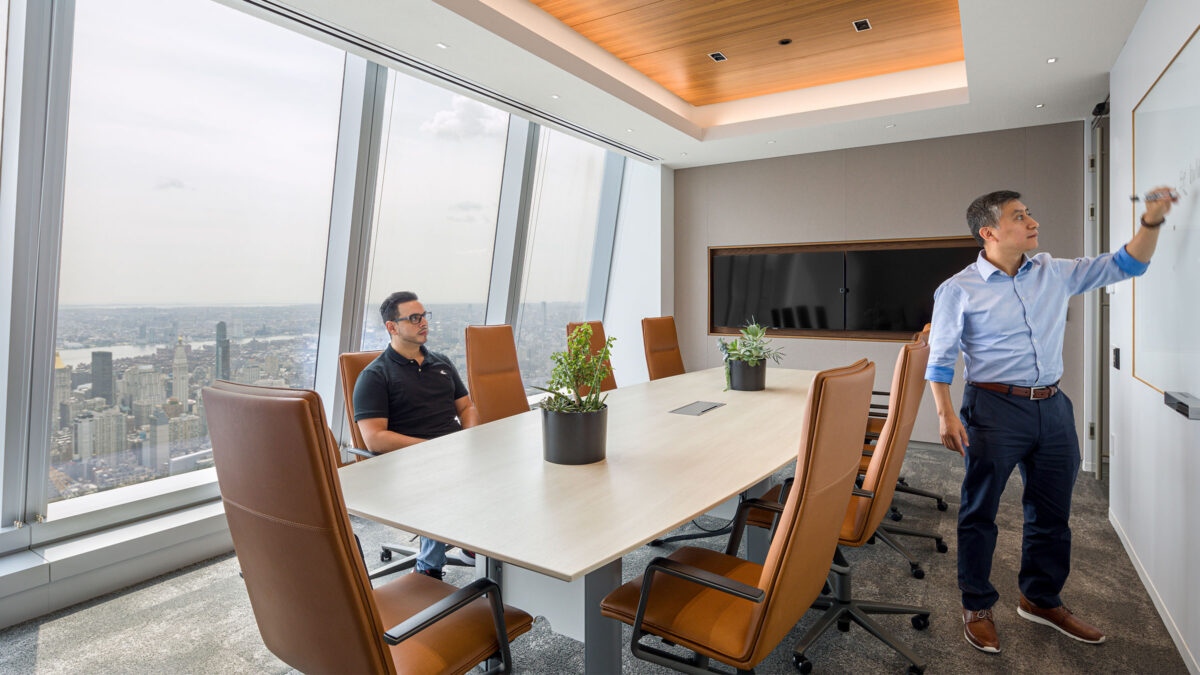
[534,324,616,465]
[719,322,784,391]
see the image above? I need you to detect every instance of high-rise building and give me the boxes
[145,410,171,472]
[125,364,164,405]
[94,408,127,462]
[53,353,72,430]
[172,337,189,404]
[73,412,96,462]
[91,351,114,405]
[215,321,231,382]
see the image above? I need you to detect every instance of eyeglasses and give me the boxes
[393,311,432,325]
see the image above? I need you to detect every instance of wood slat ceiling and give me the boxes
[530,0,964,106]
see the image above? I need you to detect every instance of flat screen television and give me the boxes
[710,238,979,338]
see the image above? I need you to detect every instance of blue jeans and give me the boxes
[415,537,446,573]
[957,385,1080,611]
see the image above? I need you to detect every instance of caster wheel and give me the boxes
[910,566,925,580]
[898,477,909,487]
[890,510,903,522]
[822,582,831,595]
[649,539,665,547]
[908,665,926,674]
[380,549,393,563]
[911,615,930,630]
[935,540,949,554]
[792,654,813,674]
[837,619,851,633]
[937,500,949,511]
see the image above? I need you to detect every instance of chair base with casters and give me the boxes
[871,524,949,580]
[792,548,931,675]
[896,477,950,511]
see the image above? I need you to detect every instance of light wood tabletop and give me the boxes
[338,366,816,582]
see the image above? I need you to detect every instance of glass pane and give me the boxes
[514,129,607,392]
[359,71,507,376]
[47,0,343,505]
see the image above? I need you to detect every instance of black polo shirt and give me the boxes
[352,345,469,440]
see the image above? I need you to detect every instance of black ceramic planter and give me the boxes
[729,360,766,391]
[541,406,607,465]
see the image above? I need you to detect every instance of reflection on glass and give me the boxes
[514,129,607,392]
[48,0,343,504]
[359,71,508,376]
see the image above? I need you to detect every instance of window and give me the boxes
[359,71,508,376]
[46,0,344,506]
[513,128,608,392]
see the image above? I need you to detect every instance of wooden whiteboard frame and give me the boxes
[1131,23,1200,394]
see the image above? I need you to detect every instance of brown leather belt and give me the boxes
[969,381,1059,400]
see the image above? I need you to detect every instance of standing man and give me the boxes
[926,188,1175,653]
[353,291,480,580]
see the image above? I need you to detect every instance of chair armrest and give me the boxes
[872,390,891,397]
[725,497,786,555]
[852,487,875,499]
[347,446,379,459]
[643,556,765,602]
[383,577,503,645]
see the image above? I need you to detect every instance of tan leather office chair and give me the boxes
[889,324,949,510]
[203,381,533,675]
[337,351,476,579]
[641,316,685,381]
[600,359,890,674]
[465,325,530,424]
[749,337,934,673]
[565,321,617,392]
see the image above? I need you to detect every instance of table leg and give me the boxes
[744,477,774,563]
[583,559,622,675]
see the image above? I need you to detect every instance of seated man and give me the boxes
[353,291,480,580]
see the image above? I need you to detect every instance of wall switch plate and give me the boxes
[1112,347,1120,370]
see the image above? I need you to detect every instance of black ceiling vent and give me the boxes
[853,19,871,32]
[708,51,728,62]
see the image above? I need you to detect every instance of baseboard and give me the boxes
[0,501,233,631]
[1110,510,1199,674]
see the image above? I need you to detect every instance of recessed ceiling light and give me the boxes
[435,42,448,49]
[626,128,634,133]
[708,52,728,62]
[885,123,896,129]
[778,38,792,46]
[1035,103,1045,108]
[1046,57,1058,63]
[680,152,688,158]
[767,140,776,144]
[853,19,871,32]
[550,94,560,100]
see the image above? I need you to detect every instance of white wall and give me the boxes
[603,161,673,386]
[1109,4,1200,671]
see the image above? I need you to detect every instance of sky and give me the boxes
[55,0,608,308]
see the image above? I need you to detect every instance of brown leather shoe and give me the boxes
[1017,594,1106,644]
[963,608,1001,653]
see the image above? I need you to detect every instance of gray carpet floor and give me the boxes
[0,443,1187,674]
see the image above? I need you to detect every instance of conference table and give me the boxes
[338,366,817,673]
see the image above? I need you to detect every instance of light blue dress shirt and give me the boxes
[925,246,1148,386]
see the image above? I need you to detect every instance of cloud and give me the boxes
[154,178,188,191]
[420,96,508,140]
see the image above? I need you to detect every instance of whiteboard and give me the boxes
[1133,26,1200,396]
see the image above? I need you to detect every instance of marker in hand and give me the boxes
[1130,189,1180,202]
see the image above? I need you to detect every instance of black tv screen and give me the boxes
[711,251,844,330]
[844,248,979,332]
[710,241,980,336]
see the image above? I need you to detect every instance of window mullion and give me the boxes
[485,118,538,326]
[583,153,626,321]
[313,55,387,441]
[5,0,75,531]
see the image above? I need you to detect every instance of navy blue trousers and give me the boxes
[957,385,1080,611]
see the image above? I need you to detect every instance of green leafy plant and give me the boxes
[534,324,616,413]
[719,321,784,390]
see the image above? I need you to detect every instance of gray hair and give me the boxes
[966,190,1021,246]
